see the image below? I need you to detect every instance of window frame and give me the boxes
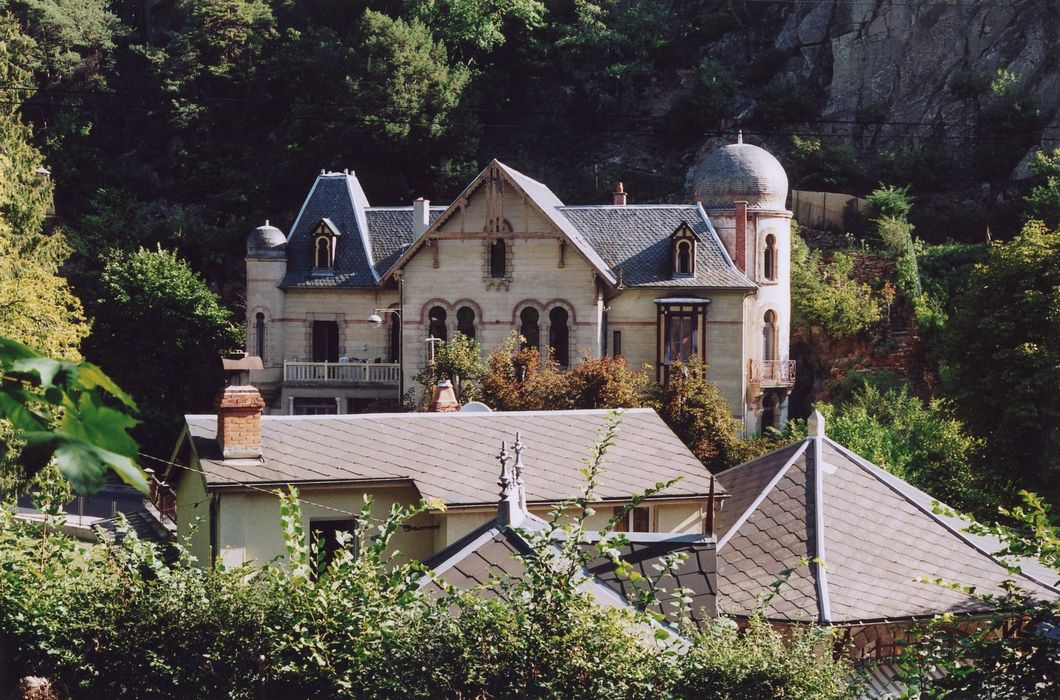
[655,299,709,383]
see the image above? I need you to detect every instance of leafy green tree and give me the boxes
[405,0,545,58]
[791,233,882,339]
[666,58,737,139]
[83,247,241,455]
[943,221,1060,501]
[814,385,987,513]
[1025,147,1060,228]
[3,0,121,84]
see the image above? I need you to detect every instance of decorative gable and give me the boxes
[670,222,701,277]
[312,218,341,271]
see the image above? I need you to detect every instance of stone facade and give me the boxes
[245,143,794,432]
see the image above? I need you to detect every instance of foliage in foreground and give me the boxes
[895,491,1060,698]
[0,416,854,699]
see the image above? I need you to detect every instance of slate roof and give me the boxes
[559,205,754,288]
[183,408,724,508]
[281,173,377,288]
[421,514,718,626]
[278,162,754,290]
[691,141,789,211]
[713,431,1060,624]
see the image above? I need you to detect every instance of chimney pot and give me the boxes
[431,379,459,413]
[734,201,748,272]
[612,182,627,206]
[216,385,265,459]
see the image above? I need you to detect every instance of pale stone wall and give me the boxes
[281,288,398,363]
[215,483,435,569]
[245,256,287,389]
[400,235,599,397]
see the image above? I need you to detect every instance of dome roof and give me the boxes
[247,222,286,257]
[691,136,789,211]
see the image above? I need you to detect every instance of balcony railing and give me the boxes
[284,361,401,385]
[748,359,796,387]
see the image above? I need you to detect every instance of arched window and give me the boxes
[388,313,401,363]
[676,240,692,275]
[762,393,781,432]
[255,312,266,361]
[548,307,570,368]
[314,236,332,269]
[520,307,539,351]
[763,310,777,362]
[428,306,448,342]
[490,239,507,278]
[764,234,777,281]
[456,306,476,339]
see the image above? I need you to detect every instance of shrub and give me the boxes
[667,58,737,139]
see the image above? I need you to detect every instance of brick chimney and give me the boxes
[431,379,459,413]
[216,385,265,459]
[734,200,747,273]
[413,197,430,238]
[612,182,627,206]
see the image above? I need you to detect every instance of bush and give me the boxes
[791,234,883,339]
[0,418,855,699]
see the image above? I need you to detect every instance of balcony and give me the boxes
[284,361,400,386]
[748,359,796,388]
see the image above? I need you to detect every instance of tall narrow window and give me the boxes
[761,393,781,432]
[764,234,777,281]
[656,299,708,383]
[312,320,339,362]
[612,330,622,358]
[315,236,332,269]
[676,240,692,275]
[548,307,570,368]
[428,306,448,341]
[456,306,476,339]
[763,310,777,361]
[255,312,266,361]
[520,307,539,351]
[387,314,400,363]
[664,313,697,364]
[490,239,507,278]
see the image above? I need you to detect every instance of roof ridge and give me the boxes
[825,437,1060,596]
[715,440,804,477]
[185,407,656,422]
[558,204,698,210]
[716,440,809,551]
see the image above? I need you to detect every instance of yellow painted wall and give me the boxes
[215,483,435,569]
[174,465,212,566]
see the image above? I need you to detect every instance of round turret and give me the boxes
[691,135,789,211]
[247,221,286,258]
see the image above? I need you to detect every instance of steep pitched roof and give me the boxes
[183,408,724,508]
[281,173,378,288]
[558,204,754,288]
[364,206,445,274]
[713,427,1060,624]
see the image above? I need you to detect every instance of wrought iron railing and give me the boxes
[283,361,401,385]
[748,359,796,386]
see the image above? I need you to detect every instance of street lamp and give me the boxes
[367,308,402,398]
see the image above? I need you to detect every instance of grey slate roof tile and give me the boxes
[712,436,1060,624]
[186,408,723,508]
[558,205,754,288]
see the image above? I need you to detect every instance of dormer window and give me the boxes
[312,218,340,270]
[670,223,699,278]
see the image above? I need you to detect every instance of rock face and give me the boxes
[773,0,1058,175]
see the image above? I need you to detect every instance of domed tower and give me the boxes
[246,221,287,405]
[691,133,793,433]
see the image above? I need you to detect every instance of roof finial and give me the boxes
[264,219,269,227]
[496,441,521,526]
[737,130,743,145]
[512,432,526,511]
[808,409,826,438]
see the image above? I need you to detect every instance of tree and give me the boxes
[405,0,545,59]
[791,232,882,339]
[83,247,241,455]
[814,385,987,514]
[943,221,1060,501]
[1025,147,1060,228]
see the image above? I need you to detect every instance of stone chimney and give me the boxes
[430,379,459,412]
[413,197,430,238]
[612,182,627,206]
[216,385,265,459]
[734,200,747,273]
